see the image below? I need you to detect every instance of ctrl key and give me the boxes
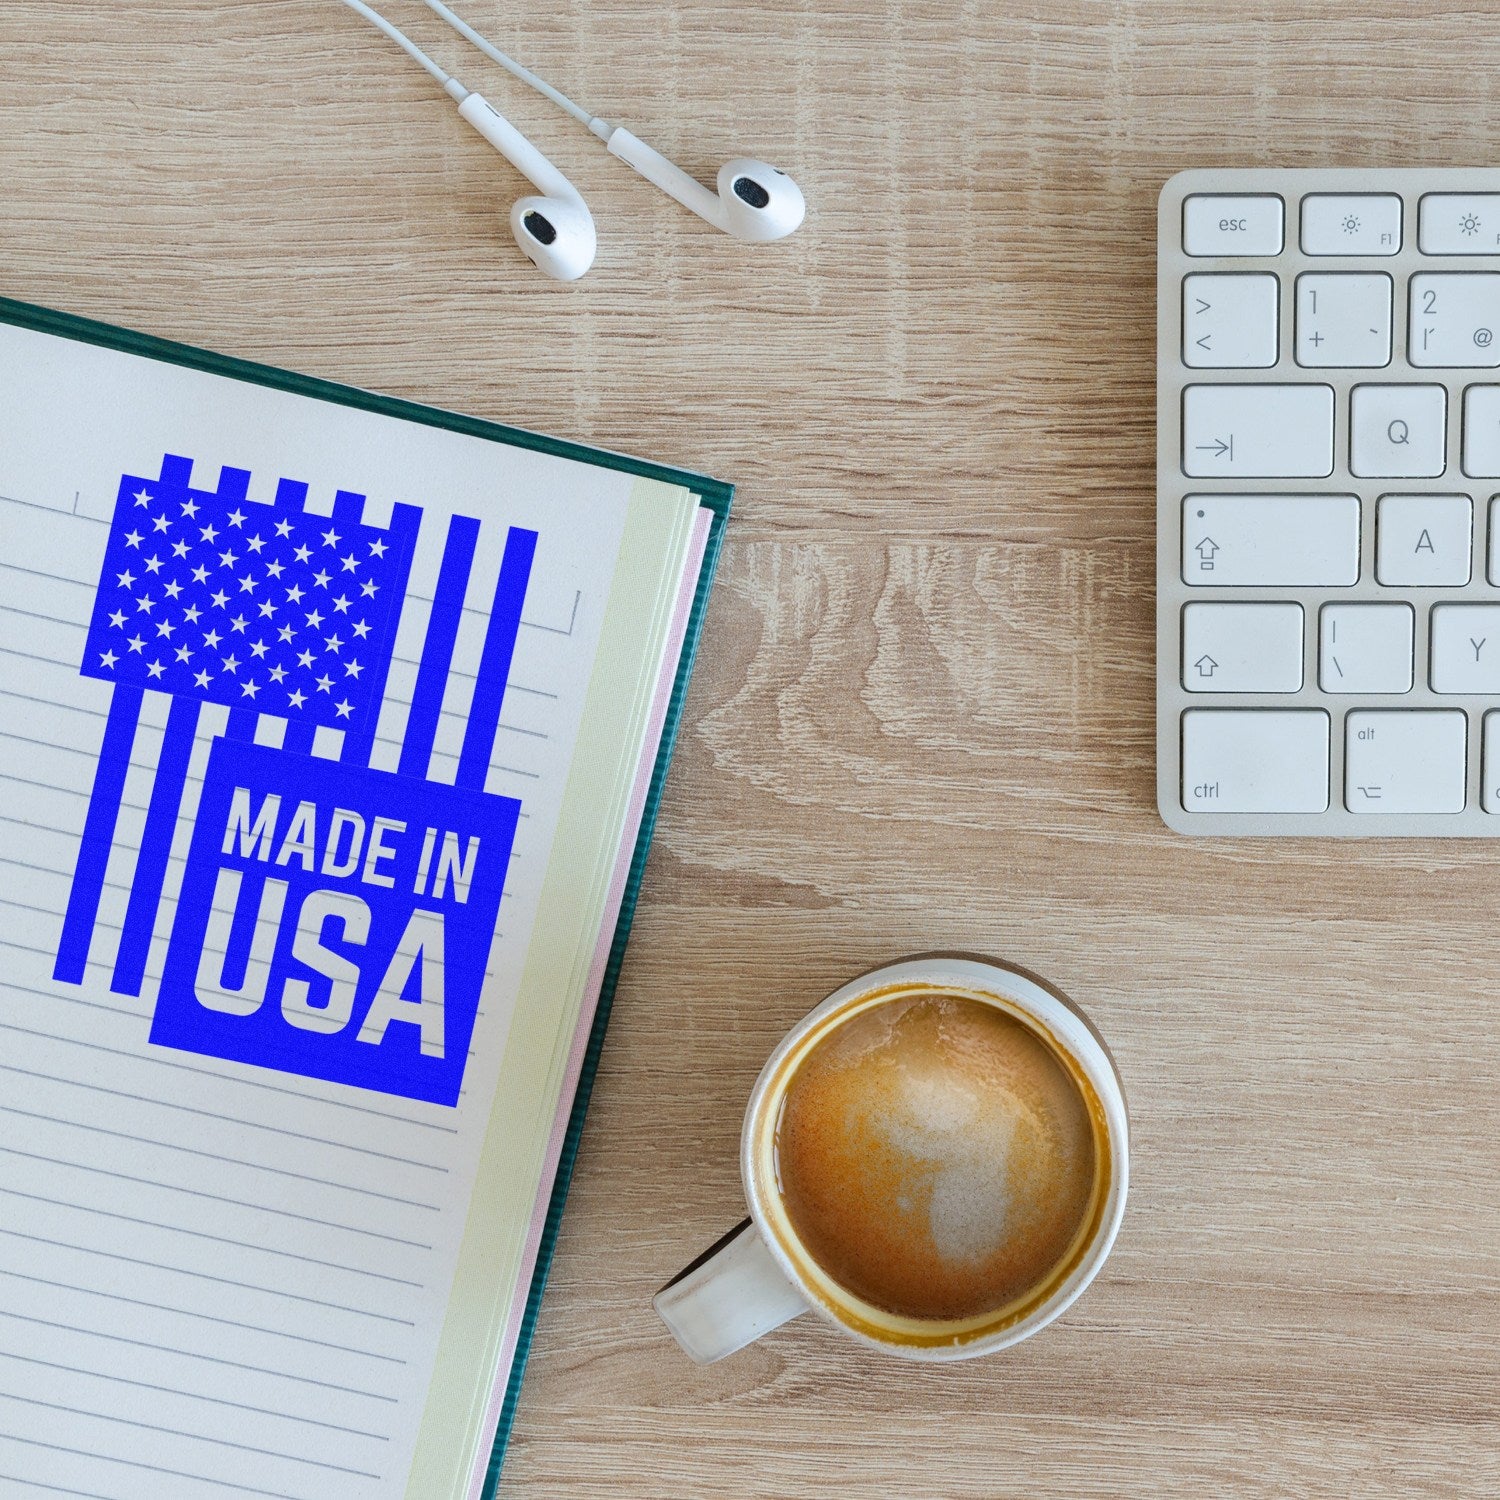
[1181,710,1330,814]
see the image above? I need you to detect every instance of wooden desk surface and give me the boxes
[5,2,1499,1494]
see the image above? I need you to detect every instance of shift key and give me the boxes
[1182,384,1335,478]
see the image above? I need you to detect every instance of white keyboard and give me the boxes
[1157,168,1500,836]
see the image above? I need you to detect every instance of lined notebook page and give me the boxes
[0,325,659,1500]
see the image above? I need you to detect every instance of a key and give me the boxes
[1182,384,1334,478]
[1418,194,1500,254]
[1182,602,1304,692]
[1181,494,1359,586]
[1296,273,1392,368]
[1349,384,1446,478]
[1429,605,1500,692]
[1409,274,1500,368]
[1183,195,1284,257]
[1482,712,1500,812]
[1300,194,1402,256]
[1344,710,1467,813]
[1490,498,1500,582]
[1183,274,1278,368]
[1462,386,1500,477]
[1319,604,1414,693]
[1181,709,1330,813]
[1375,493,1472,586]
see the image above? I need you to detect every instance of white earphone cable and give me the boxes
[336,0,455,90]
[415,0,601,130]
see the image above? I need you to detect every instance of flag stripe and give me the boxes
[397,515,480,781]
[109,695,201,997]
[332,489,366,530]
[52,684,145,984]
[455,527,538,793]
[283,721,317,756]
[341,503,421,770]
[159,452,194,492]
[217,464,252,506]
[272,476,308,511]
[224,708,259,742]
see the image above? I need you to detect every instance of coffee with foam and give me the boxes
[772,992,1098,1323]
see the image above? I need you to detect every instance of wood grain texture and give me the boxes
[5,1,1500,1494]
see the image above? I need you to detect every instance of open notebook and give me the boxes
[0,298,729,1499]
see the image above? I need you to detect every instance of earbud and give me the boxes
[452,88,597,281]
[335,1,595,281]
[601,128,805,242]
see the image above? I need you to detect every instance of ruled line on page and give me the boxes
[0,1466,119,1500]
[0,1432,315,1500]
[0,1145,435,1249]
[0,1268,406,1362]
[0,1098,442,1210]
[0,1062,449,1171]
[0,1306,399,1402]
[0,1188,425,1288]
[0,1352,391,1440]
[0,1026,447,1204]
[0,1392,384,1480]
[2,985,460,1132]
[0,1229,416,1325]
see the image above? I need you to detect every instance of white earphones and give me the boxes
[337,0,595,281]
[335,0,805,280]
[416,0,806,243]
[449,89,596,281]
[597,131,806,243]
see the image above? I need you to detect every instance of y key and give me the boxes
[1430,605,1500,692]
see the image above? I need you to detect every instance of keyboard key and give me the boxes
[1181,494,1359,586]
[1183,273,1278,368]
[1429,605,1500,692]
[1181,710,1329,813]
[1344,710,1467,813]
[1318,604,1414,693]
[1462,386,1500,477]
[1300,194,1402,256]
[1409,274,1500,367]
[1182,603,1303,693]
[1350,384,1446,477]
[1182,384,1334,477]
[1419,193,1500,254]
[1482,712,1500,812]
[1490,498,1500,582]
[1375,493,1472,585]
[1183,195,1284,257]
[1296,273,1392,367]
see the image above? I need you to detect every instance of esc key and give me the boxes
[1183,195,1284,257]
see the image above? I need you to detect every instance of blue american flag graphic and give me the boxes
[79,454,411,734]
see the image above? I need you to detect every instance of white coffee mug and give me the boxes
[654,956,1129,1363]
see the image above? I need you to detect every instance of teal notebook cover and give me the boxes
[0,293,731,1495]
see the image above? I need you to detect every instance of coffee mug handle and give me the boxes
[653,1218,809,1363]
